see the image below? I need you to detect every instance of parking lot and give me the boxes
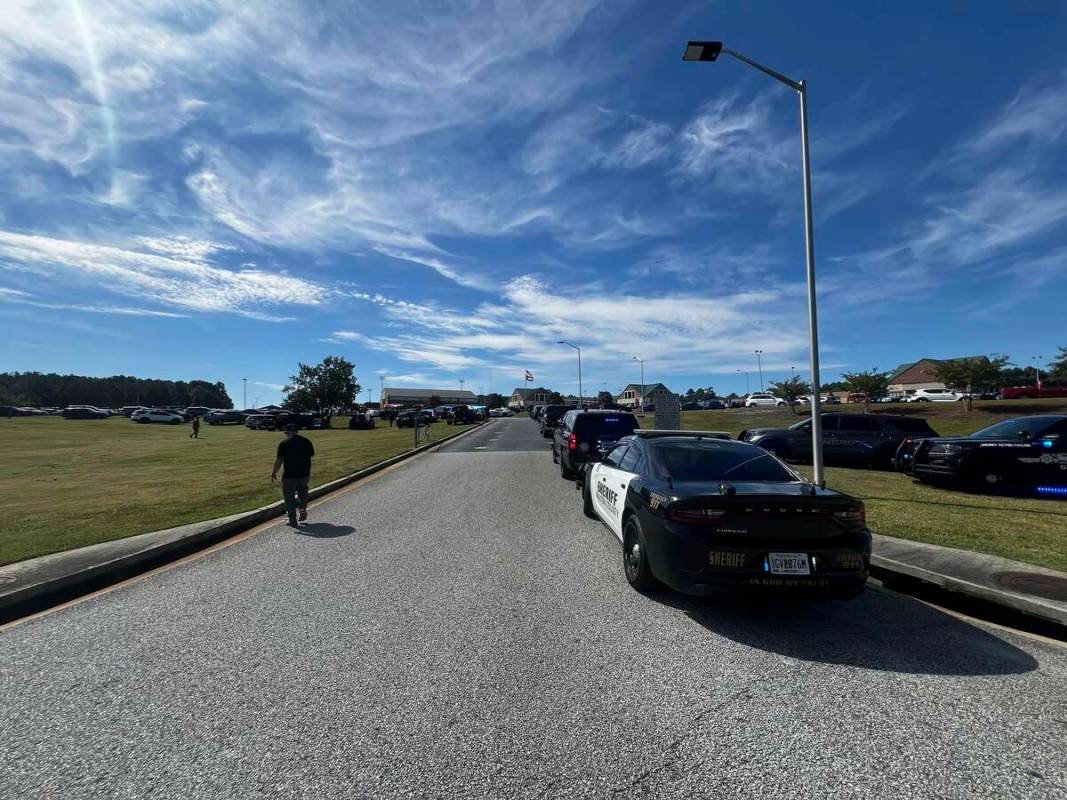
[2,417,1065,799]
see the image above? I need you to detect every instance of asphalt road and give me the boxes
[2,418,1066,798]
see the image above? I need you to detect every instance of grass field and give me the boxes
[660,399,1067,571]
[1,416,469,566]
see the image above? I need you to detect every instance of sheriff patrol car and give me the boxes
[580,430,870,597]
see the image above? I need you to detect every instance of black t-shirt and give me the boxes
[276,434,315,478]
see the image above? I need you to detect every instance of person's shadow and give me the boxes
[293,522,355,539]
[650,587,1039,677]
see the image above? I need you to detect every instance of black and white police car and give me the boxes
[580,430,871,598]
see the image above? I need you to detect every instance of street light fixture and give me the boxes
[633,356,645,411]
[684,40,826,485]
[558,341,583,407]
[754,349,765,391]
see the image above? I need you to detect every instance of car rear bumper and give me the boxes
[649,527,871,596]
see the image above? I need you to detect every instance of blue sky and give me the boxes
[1,1,1066,405]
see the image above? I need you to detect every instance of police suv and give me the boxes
[580,430,870,598]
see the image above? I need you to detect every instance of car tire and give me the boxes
[622,516,659,593]
[552,446,559,464]
[582,477,597,519]
[560,457,575,481]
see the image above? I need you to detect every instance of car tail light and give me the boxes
[568,433,577,451]
[833,505,866,529]
[667,506,727,523]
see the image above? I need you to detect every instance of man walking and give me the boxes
[189,415,201,439]
[271,423,315,527]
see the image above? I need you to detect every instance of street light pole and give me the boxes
[558,341,583,407]
[1033,355,1043,386]
[684,40,825,486]
[242,377,247,409]
[736,368,749,395]
[755,349,764,391]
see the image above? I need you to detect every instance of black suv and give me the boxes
[552,409,640,479]
[448,405,477,425]
[540,404,577,438]
[739,413,938,469]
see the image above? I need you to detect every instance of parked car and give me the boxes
[1000,382,1067,400]
[206,409,247,425]
[132,408,186,424]
[540,404,578,438]
[681,402,702,411]
[745,393,786,408]
[902,415,1067,494]
[580,431,869,598]
[489,408,515,417]
[62,406,110,420]
[740,413,939,469]
[699,399,726,410]
[448,405,478,425]
[906,388,964,403]
[395,410,429,428]
[552,409,640,479]
[0,405,29,417]
[529,405,545,422]
[183,406,213,418]
[245,413,279,430]
[348,413,375,430]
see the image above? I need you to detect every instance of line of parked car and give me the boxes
[523,399,1065,599]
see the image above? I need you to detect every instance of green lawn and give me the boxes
[1,416,469,566]
[637,400,1067,571]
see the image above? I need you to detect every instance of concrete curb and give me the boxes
[0,421,489,623]
[870,534,1067,630]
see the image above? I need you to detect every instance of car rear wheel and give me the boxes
[622,516,659,593]
[560,456,575,481]
[582,478,597,519]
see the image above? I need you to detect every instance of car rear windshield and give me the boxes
[574,414,638,437]
[649,440,798,482]
[971,416,1061,439]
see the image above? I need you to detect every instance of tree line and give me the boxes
[0,372,233,409]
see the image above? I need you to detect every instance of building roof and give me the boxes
[888,356,985,383]
[382,387,477,400]
[616,382,672,397]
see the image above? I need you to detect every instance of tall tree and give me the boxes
[841,369,891,413]
[769,376,812,414]
[283,356,359,413]
[934,355,1010,411]
[485,392,506,409]
[596,390,615,406]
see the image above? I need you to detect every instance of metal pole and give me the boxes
[755,350,764,391]
[799,81,824,486]
[577,347,583,408]
[242,378,247,409]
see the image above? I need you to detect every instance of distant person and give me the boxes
[272,423,315,527]
[189,415,200,439]
[388,411,394,427]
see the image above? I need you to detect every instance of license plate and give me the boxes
[768,552,810,575]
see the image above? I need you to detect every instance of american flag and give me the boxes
[524,370,534,381]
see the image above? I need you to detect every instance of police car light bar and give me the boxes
[1036,486,1067,496]
[634,429,733,440]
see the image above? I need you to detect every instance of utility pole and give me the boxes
[633,356,645,410]
[755,350,764,391]
[242,377,247,409]
[736,369,750,395]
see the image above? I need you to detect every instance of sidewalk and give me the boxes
[871,533,1067,629]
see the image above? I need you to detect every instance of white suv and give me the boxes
[745,392,786,408]
[906,388,964,403]
[132,408,186,424]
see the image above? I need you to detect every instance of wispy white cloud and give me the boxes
[0,230,327,317]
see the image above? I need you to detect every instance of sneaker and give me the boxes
[298,508,308,522]
[287,518,299,527]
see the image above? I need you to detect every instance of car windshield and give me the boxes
[970,417,1059,439]
[649,440,799,482]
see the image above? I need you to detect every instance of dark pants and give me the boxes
[282,477,309,524]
